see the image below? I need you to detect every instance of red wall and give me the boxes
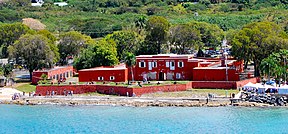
[78,69,128,82]
[47,66,74,79]
[193,68,240,81]
[134,58,199,81]
[192,81,237,89]
[32,66,73,85]
[36,85,98,96]
[236,77,260,87]
[132,84,190,96]
[36,82,192,97]
[32,72,48,85]
[96,85,133,96]
[191,77,260,89]
[35,78,260,96]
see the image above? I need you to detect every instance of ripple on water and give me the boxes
[1,105,288,134]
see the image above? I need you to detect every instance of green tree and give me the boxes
[169,24,201,54]
[58,31,94,65]
[106,30,143,61]
[0,23,33,58]
[37,30,59,63]
[145,16,170,54]
[259,55,277,82]
[134,15,147,34]
[260,49,288,84]
[231,22,288,76]
[0,63,13,77]
[124,52,136,83]
[9,34,57,81]
[188,21,224,50]
[74,39,119,70]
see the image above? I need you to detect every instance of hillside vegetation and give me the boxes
[0,0,287,79]
[1,0,288,35]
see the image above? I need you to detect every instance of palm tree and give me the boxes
[124,52,136,84]
[134,15,147,34]
[260,49,288,84]
[259,55,277,82]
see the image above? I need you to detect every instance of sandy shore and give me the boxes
[0,95,277,107]
[0,88,23,101]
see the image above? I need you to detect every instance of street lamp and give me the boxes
[223,51,228,81]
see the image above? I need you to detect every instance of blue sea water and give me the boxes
[0,105,288,134]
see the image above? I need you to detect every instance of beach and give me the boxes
[0,95,274,107]
[0,87,277,107]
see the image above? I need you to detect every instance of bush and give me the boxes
[184,3,207,11]
[219,4,230,12]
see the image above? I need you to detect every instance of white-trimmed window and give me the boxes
[98,76,104,81]
[152,61,157,68]
[170,61,175,67]
[178,61,184,68]
[176,73,181,79]
[110,76,115,80]
[170,61,175,70]
[166,61,170,67]
[139,61,146,68]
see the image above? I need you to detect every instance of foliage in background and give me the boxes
[0,23,33,58]
[0,0,287,75]
[58,31,94,65]
[231,21,288,76]
[260,49,288,82]
[73,39,119,70]
[9,34,57,80]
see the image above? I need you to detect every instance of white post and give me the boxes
[224,51,228,81]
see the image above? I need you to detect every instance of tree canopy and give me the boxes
[0,23,33,58]
[9,34,57,80]
[169,24,201,54]
[260,49,288,83]
[106,30,143,61]
[58,31,94,65]
[231,21,288,76]
[74,39,119,70]
[144,16,170,54]
[189,21,224,49]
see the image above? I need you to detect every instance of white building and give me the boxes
[31,0,44,7]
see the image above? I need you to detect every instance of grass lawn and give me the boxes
[15,83,36,93]
[142,89,239,98]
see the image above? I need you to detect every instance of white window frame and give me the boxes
[98,76,104,81]
[176,73,181,79]
[170,61,175,70]
[139,61,146,68]
[110,76,115,80]
[166,61,170,67]
[178,61,184,68]
[152,61,157,68]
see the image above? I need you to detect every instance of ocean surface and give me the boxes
[1,105,288,134]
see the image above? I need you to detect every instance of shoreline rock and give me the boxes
[0,96,282,108]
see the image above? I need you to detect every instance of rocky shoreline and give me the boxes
[0,96,280,107]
